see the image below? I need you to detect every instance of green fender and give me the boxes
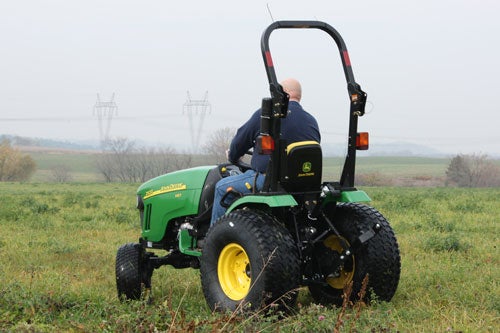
[339,190,371,202]
[226,190,370,215]
[322,189,372,206]
[226,194,298,213]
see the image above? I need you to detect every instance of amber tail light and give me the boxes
[257,134,275,154]
[356,132,369,150]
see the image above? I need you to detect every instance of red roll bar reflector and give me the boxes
[343,50,351,67]
[265,51,274,67]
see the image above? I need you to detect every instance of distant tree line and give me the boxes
[97,136,500,187]
[5,129,499,188]
[445,153,500,187]
[95,128,236,183]
[0,139,36,181]
[95,138,193,182]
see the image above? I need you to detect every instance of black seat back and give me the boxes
[280,141,322,192]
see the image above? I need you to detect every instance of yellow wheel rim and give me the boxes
[323,235,355,289]
[218,243,251,301]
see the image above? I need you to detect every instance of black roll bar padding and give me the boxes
[255,97,272,156]
[269,83,290,118]
[260,20,367,189]
[260,97,272,135]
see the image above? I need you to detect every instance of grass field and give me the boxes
[0,183,498,332]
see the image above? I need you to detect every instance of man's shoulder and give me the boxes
[289,103,316,120]
[239,108,261,126]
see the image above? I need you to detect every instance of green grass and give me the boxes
[0,183,498,332]
[369,187,499,331]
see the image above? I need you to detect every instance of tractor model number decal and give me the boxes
[144,183,187,199]
[298,162,314,177]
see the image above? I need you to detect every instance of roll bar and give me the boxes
[260,20,367,189]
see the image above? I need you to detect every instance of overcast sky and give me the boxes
[1,0,499,155]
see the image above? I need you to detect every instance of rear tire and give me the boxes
[200,209,300,313]
[116,243,145,300]
[309,203,400,305]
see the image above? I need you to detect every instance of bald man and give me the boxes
[210,78,321,225]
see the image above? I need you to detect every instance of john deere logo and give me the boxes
[298,162,314,177]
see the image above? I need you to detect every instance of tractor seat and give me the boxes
[280,141,322,192]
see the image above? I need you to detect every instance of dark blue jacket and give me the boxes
[229,101,321,173]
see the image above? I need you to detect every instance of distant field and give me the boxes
[28,151,102,182]
[27,150,453,184]
[323,156,450,179]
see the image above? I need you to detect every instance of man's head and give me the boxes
[281,78,302,102]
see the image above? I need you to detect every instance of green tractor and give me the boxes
[115,21,400,312]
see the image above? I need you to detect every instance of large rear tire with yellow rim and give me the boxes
[309,203,400,305]
[200,209,300,313]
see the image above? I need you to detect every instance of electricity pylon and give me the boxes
[94,93,118,149]
[183,91,211,153]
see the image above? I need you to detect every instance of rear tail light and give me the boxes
[258,134,275,154]
[356,132,369,150]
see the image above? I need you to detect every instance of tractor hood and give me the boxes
[137,166,213,200]
[137,166,214,243]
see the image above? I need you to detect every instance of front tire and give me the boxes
[309,203,401,305]
[116,243,145,300]
[200,209,300,312]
